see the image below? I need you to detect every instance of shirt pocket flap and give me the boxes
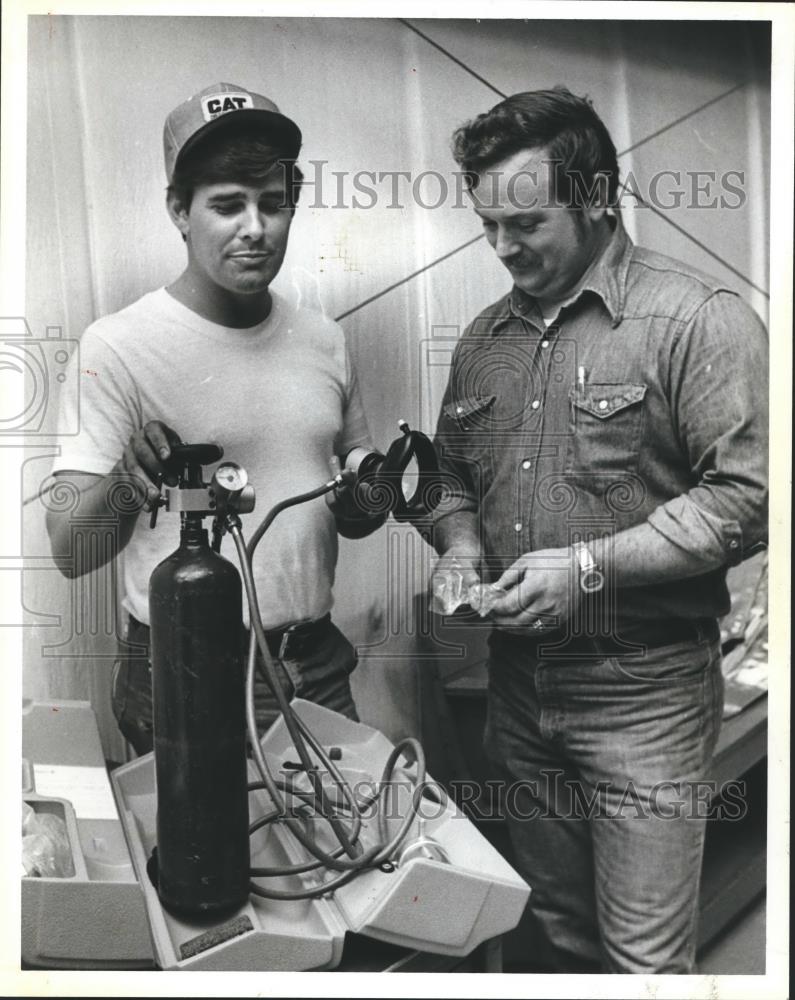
[571,383,647,419]
[443,393,496,428]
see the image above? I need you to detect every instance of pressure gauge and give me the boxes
[213,462,248,494]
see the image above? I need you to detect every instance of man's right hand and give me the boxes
[430,546,482,616]
[46,421,183,578]
[116,421,182,508]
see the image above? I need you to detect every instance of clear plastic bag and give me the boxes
[431,558,506,617]
[21,806,75,878]
[21,800,37,835]
[467,582,506,616]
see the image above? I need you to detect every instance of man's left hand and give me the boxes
[489,547,577,629]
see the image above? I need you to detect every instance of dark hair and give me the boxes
[168,121,304,211]
[451,86,619,209]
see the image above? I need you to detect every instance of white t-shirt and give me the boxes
[52,288,373,628]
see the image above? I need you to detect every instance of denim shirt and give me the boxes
[432,216,768,623]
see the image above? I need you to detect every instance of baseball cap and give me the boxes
[163,82,302,182]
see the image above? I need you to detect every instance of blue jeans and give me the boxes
[112,614,359,756]
[484,623,724,974]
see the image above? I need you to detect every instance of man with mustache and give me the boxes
[46,83,379,755]
[431,87,768,973]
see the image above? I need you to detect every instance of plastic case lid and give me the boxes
[111,699,530,971]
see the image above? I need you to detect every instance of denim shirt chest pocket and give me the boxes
[441,393,496,483]
[566,382,647,475]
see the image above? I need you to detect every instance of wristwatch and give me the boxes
[573,542,605,594]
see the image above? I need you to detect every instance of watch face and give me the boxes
[580,568,605,594]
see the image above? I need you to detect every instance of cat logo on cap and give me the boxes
[201,92,254,122]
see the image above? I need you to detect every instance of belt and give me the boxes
[492,616,720,656]
[127,612,332,661]
[262,613,332,659]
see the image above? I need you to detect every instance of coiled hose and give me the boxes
[226,479,429,900]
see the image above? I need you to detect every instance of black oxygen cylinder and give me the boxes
[149,516,250,918]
